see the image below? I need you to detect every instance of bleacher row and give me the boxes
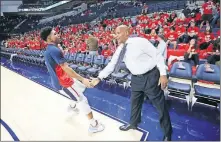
[114,0,186,18]
[1,46,220,104]
[1,47,45,66]
[9,0,187,34]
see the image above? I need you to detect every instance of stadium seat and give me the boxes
[68,53,77,63]
[194,64,220,100]
[87,55,105,76]
[69,53,85,70]
[126,74,132,81]
[64,52,70,60]
[168,62,192,95]
[104,56,112,66]
[77,54,94,74]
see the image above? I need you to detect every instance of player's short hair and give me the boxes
[40,27,52,41]
[87,36,98,51]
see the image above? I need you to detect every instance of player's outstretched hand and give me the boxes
[82,78,94,88]
[90,77,100,87]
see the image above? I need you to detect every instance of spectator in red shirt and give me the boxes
[198,25,214,43]
[198,33,214,51]
[147,29,158,44]
[35,41,41,50]
[79,45,87,54]
[101,44,112,58]
[69,46,77,54]
[162,24,170,36]
[195,11,202,26]
[67,42,76,54]
[201,0,214,27]
[166,27,178,49]
[29,39,36,50]
[187,20,199,43]
[184,39,199,67]
[109,40,117,53]
[176,22,188,43]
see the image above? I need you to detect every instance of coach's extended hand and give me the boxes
[90,77,100,87]
[82,78,94,88]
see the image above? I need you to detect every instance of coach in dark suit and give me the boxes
[90,25,172,141]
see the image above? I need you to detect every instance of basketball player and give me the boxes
[40,27,104,133]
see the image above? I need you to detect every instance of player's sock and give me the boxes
[90,118,98,127]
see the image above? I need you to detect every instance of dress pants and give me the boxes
[130,66,172,136]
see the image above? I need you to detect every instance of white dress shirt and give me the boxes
[157,39,167,60]
[98,37,167,79]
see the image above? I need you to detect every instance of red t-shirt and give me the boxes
[147,34,158,41]
[69,47,77,53]
[187,27,199,35]
[198,32,214,42]
[195,13,202,21]
[166,31,178,41]
[184,44,196,52]
[202,2,213,14]
[55,65,74,88]
[79,46,86,53]
[19,42,25,48]
[101,49,112,58]
[175,18,184,25]
[30,41,36,49]
[163,27,170,36]
[175,26,186,36]
[55,49,74,88]
[35,42,41,50]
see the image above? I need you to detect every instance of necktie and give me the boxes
[113,43,127,73]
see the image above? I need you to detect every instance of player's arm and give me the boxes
[59,62,84,82]
[50,48,93,87]
[90,44,124,86]
[60,63,93,88]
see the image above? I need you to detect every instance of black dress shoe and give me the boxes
[163,135,171,141]
[119,124,137,131]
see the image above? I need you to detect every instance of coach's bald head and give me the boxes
[115,25,130,44]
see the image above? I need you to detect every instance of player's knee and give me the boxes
[79,95,88,104]
[78,99,91,115]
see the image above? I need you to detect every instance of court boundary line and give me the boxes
[0,119,20,141]
[1,65,149,141]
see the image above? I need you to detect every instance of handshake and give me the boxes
[81,77,101,88]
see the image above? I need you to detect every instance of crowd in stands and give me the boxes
[2,0,220,70]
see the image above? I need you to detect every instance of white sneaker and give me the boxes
[88,120,105,133]
[67,104,79,115]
